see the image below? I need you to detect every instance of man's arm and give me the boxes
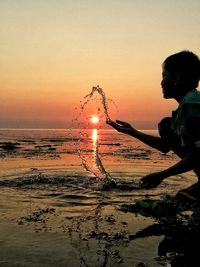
[140,148,200,189]
[107,120,170,153]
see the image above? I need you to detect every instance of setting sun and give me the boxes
[90,116,99,124]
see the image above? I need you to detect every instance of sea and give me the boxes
[0,128,197,267]
[0,128,195,215]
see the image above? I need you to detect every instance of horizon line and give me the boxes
[0,127,158,131]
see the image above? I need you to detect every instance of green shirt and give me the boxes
[172,89,200,137]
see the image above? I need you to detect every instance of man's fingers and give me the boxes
[106,120,120,130]
[107,119,127,127]
[107,120,117,126]
[141,183,155,189]
[140,181,150,189]
[116,120,126,125]
[106,119,112,125]
[107,119,129,133]
[140,177,148,183]
[107,119,122,127]
[140,179,162,189]
[106,119,115,126]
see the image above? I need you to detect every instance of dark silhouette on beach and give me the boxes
[107,50,200,200]
[126,198,200,267]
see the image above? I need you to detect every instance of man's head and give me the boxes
[161,51,200,101]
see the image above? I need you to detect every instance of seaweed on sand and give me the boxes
[120,198,180,218]
[120,195,200,218]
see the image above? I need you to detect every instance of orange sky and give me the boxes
[1,0,200,129]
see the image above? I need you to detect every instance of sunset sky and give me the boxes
[1,0,200,129]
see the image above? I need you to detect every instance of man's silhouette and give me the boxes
[107,51,200,200]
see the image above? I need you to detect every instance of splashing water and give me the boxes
[80,129,112,181]
[77,86,114,183]
[81,85,111,122]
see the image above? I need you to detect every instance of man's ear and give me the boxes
[173,74,181,86]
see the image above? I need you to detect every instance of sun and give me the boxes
[90,115,99,124]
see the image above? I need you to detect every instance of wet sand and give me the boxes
[0,183,161,267]
[0,129,198,266]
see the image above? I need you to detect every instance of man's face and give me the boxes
[161,65,177,99]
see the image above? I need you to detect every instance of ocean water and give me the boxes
[0,128,197,267]
[0,128,195,215]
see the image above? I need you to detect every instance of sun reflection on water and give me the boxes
[92,128,98,143]
[91,128,112,181]
[92,128,98,170]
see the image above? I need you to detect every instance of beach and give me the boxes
[0,129,197,267]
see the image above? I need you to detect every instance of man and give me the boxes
[107,51,200,200]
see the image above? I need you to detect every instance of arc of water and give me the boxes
[78,86,113,181]
[81,85,111,122]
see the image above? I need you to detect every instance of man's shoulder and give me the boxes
[183,89,200,104]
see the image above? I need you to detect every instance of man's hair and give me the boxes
[163,50,200,89]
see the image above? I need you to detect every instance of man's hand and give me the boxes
[140,172,165,189]
[106,119,134,135]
